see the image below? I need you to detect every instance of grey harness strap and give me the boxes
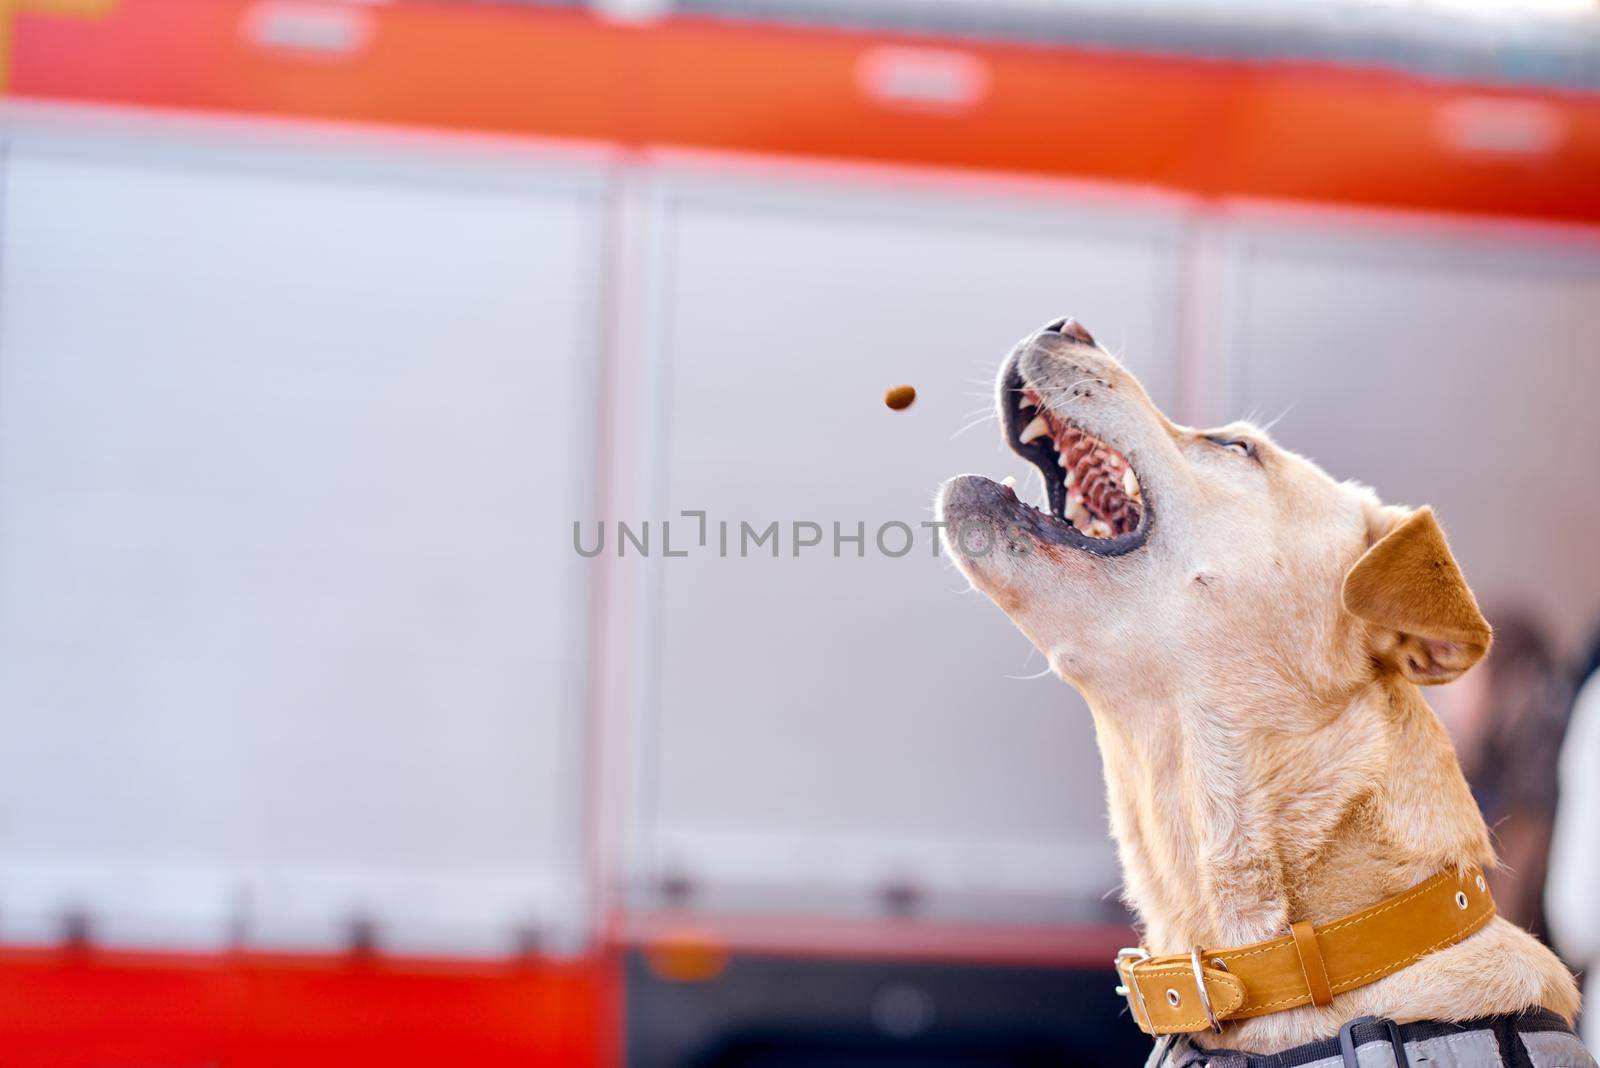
[1148,1010,1595,1068]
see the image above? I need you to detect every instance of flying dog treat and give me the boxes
[884,384,917,410]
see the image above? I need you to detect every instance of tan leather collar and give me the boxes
[1115,866,1496,1035]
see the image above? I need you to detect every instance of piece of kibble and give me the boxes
[884,384,916,410]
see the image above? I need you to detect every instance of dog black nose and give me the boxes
[1042,317,1095,346]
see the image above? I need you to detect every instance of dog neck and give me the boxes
[1091,674,1485,950]
[1087,673,1577,1051]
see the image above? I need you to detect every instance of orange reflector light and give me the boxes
[644,929,730,983]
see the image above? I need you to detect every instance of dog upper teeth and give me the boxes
[1008,405,1137,541]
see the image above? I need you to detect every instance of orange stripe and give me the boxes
[9,0,1600,222]
[0,944,617,1067]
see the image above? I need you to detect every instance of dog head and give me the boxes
[938,318,1492,711]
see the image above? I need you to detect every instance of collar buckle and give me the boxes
[1190,945,1224,1033]
[1114,947,1153,1030]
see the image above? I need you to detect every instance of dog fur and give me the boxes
[938,324,1579,1054]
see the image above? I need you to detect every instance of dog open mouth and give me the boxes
[1001,365,1149,552]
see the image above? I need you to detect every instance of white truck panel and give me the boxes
[1217,217,1600,654]
[628,168,1185,920]
[0,110,603,954]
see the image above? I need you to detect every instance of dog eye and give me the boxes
[1208,435,1256,459]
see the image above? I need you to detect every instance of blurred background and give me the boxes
[2,0,1599,1064]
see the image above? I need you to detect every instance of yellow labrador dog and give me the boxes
[939,318,1585,1066]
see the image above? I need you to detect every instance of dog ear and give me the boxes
[1343,506,1491,685]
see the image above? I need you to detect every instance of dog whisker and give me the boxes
[950,412,999,440]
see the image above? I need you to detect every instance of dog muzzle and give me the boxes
[1114,866,1496,1035]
